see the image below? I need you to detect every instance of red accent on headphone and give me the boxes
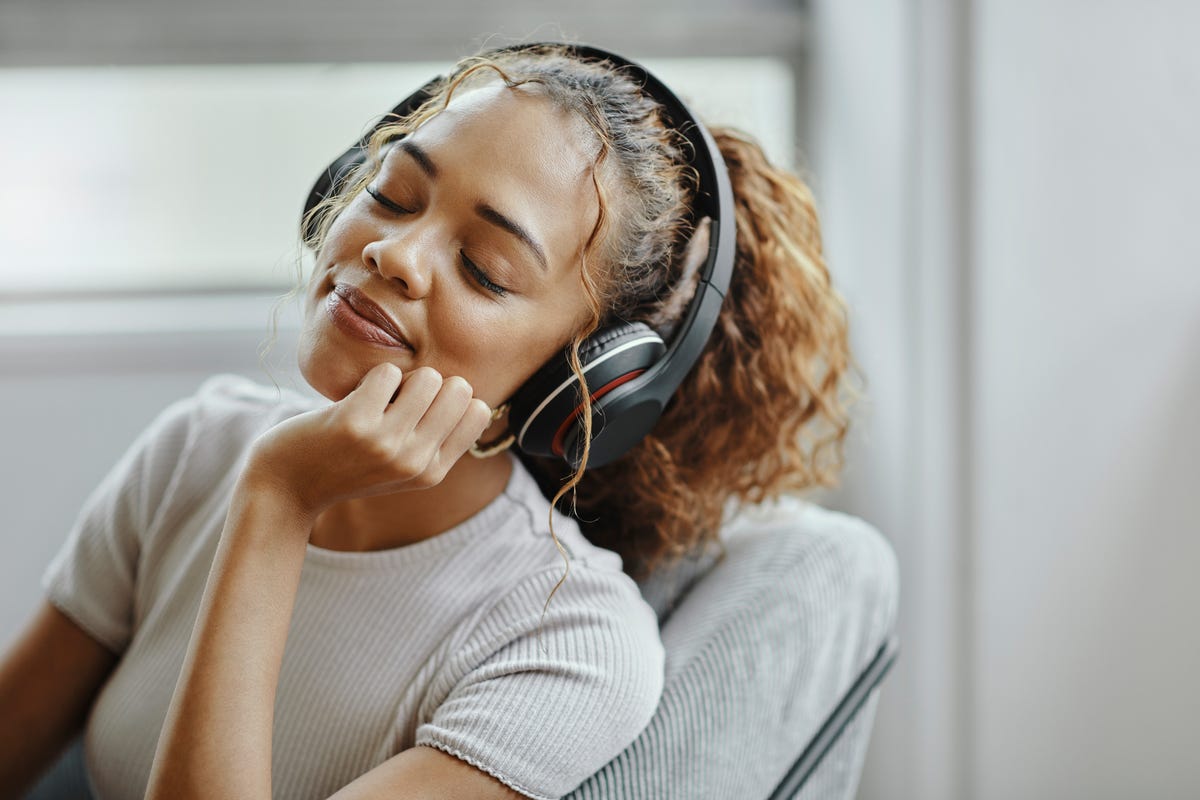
[550,370,648,458]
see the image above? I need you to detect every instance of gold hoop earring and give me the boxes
[469,402,514,459]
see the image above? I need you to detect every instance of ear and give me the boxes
[679,216,713,283]
[646,217,712,338]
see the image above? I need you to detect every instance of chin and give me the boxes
[296,338,360,403]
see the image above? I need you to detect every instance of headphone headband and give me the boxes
[302,42,736,469]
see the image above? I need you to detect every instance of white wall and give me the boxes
[972,3,1200,798]
[811,1,1200,798]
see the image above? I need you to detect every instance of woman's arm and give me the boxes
[144,363,520,800]
[0,600,119,799]
[143,473,310,800]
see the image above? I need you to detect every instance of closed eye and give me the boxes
[365,184,413,214]
[460,252,509,297]
[365,183,508,297]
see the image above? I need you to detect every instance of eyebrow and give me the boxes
[395,139,549,273]
[475,203,549,273]
[397,139,438,178]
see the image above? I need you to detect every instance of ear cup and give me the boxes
[510,321,666,460]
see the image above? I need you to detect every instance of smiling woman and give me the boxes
[0,42,854,800]
[300,82,601,418]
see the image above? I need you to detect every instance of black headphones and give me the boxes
[302,43,735,469]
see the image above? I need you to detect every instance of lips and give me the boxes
[332,283,413,349]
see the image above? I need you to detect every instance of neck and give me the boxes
[308,450,515,553]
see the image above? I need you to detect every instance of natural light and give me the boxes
[0,59,793,296]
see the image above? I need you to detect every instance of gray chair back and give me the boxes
[566,498,900,800]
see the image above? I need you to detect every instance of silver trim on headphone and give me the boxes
[515,336,666,448]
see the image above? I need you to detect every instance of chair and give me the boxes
[566,498,899,800]
[23,498,899,800]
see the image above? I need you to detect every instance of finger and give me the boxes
[383,366,444,435]
[412,375,475,444]
[438,398,496,463]
[349,362,403,412]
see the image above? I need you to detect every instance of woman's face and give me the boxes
[298,82,601,408]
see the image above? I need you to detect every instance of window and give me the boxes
[0,59,794,297]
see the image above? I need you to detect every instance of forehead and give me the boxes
[399,83,600,267]
[415,82,596,172]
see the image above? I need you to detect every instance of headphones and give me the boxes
[302,43,735,469]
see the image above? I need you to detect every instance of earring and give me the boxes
[469,402,515,459]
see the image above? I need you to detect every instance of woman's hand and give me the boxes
[243,362,494,521]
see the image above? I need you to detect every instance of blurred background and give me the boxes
[2,1,1198,799]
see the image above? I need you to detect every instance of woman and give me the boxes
[0,43,854,800]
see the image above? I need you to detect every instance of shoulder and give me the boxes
[172,373,323,458]
[190,372,322,426]
[134,373,323,510]
[142,373,318,442]
[449,459,661,673]
[417,459,664,782]
[487,459,655,641]
[77,373,310,509]
[471,557,662,662]
[494,455,630,574]
[418,555,664,799]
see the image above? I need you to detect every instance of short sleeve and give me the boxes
[40,392,196,656]
[415,563,665,800]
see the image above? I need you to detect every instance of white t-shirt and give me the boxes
[41,373,664,800]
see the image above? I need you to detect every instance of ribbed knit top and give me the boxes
[40,374,665,800]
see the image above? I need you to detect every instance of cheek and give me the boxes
[303,265,327,307]
[440,308,564,403]
[312,202,371,265]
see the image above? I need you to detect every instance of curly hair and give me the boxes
[520,124,859,582]
[269,44,860,589]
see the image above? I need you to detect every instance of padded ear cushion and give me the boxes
[511,321,666,459]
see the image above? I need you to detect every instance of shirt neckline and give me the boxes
[302,451,533,571]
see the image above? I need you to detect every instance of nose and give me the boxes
[361,231,434,298]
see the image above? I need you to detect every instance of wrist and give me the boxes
[235,458,321,531]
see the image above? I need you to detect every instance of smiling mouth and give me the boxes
[326,288,413,350]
